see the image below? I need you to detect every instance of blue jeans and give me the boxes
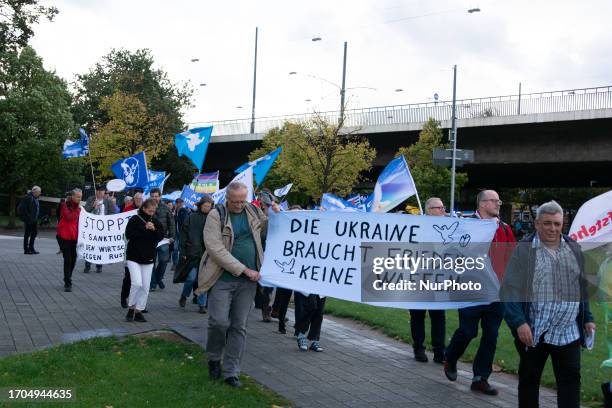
[151,244,170,289]
[181,267,207,306]
[445,302,504,380]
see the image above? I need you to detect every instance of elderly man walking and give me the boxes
[409,197,447,363]
[502,200,595,408]
[20,186,42,254]
[196,182,278,387]
[84,184,115,273]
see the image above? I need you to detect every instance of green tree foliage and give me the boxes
[72,49,193,186]
[0,0,58,53]
[250,116,376,202]
[0,47,81,227]
[90,91,169,179]
[396,118,468,207]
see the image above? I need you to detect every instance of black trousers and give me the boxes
[59,238,77,287]
[273,288,293,329]
[23,222,37,251]
[409,309,446,353]
[121,266,131,302]
[254,284,273,310]
[515,338,581,408]
[294,293,326,341]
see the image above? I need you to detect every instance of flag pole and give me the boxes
[87,146,96,192]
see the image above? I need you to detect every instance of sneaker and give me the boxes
[179,296,187,308]
[121,298,128,309]
[95,267,102,273]
[83,267,90,274]
[224,376,242,388]
[141,309,148,314]
[262,307,272,322]
[208,360,221,380]
[309,341,324,352]
[198,306,207,314]
[297,334,308,351]
[444,360,458,381]
[125,309,135,322]
[278,322,286,334]
[433,352,445,364]
[134,312,147,322]
[150,287,156,292]
[470,379,498,396]
[64,285,72,292]
[30,250,40,254]
[24,249,32,255]
[414,349,428,363]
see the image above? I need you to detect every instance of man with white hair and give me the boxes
[502,200,595,407]
[19,186,42,254]
[196,182,279,387]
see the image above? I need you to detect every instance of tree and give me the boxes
[72,49,193,185]
[0,0,58,54]
[0,46,81,227]
[250,116,376,202]
[89,91,169,179]
[396,118,468,207]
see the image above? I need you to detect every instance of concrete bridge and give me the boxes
[194,85,612,189]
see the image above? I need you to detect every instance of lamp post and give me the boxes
[449,64,458,216]
[250,27,258,134]
[340,41,347,123]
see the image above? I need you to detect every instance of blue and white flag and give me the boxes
[274,183,293,197]
[180,185,205,210]
[279,201,289,211]
[365,155,419,213]
[235,147,281,187]
[62,128,90,158]
[175,127,213,172]
[144,170,166,193]
[321,193,363,212]
[212,166,254,205]
[162,190,183,202]
[111,151,149,189]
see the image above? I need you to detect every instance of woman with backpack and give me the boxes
[124,198,164,323]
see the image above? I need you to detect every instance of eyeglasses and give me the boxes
[428,206,445,211]
[482,199,503,205]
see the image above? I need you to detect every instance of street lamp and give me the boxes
[250,27,258,134]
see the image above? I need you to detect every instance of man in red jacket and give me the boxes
[444,189,516,396]
[56,188,82,292]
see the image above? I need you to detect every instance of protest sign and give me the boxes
[260,210,498,309]
[76,210,137,264]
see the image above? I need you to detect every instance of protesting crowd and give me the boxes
[16,176,599,408]
[15,127,609,408]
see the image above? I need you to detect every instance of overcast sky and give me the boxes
[31,0,612,126]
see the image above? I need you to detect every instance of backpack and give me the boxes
[214,202,260,232]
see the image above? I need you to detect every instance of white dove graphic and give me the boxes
[274,259,295,274]
[186,133,205,152]
[433,222,459,244]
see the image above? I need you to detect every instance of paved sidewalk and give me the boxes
[0,234,561,407]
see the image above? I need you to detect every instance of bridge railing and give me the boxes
[192,85,612,137]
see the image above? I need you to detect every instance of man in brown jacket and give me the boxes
[196,182,278,387]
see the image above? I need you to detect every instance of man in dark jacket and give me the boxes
[150,188,175,290]
[502,200,595,408]
[20,186,41,254]
[83,184,115,273]
[176,196,213,313]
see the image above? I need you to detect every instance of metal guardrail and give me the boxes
[190,85,612,137]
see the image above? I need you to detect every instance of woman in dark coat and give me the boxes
[124,198,164,322]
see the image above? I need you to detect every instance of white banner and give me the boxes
[569,190,612,250]
[260,210,498,309]
[77,210,137,264]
